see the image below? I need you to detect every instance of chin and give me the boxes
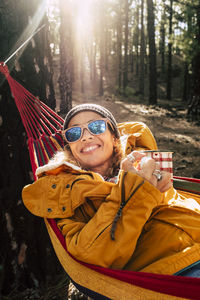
[82,160,102,169]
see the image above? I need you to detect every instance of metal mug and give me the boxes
[139,150,173,178]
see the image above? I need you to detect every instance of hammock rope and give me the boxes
[1,62,200,299]
[0,63,64,177]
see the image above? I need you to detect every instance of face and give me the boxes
[67,111,115,176]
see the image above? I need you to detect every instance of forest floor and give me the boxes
[69,88,200,179]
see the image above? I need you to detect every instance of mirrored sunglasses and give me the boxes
[62,119,111,143]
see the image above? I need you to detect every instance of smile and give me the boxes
[81,144,100,153]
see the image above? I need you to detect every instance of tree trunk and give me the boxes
[81,46,85,93]
[187,0,200,119]
[99,27,104,96]
[139,0,145,97]
[166,0,173,100]
[159,0,166,74]
[146,0,157,104]
[98,2,105,96]
[93,41,97,82]
[192,0,200,99]
[135,5,140,76]
[182,62,189,103]
[117,0,123,90]
[99,63,104,96]
[59,0,73,114]
[89,43,93,81]
[105,13,109,72]
[123,0,129,92]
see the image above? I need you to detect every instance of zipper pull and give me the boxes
[110,204,124,240]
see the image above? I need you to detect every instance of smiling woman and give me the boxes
[22,103,200,283]
[62,103,123,177]
[65,111,116,175]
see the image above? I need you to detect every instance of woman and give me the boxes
[22,103,200,276]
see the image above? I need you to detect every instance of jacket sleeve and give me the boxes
[57,171,163,269]
[118,121,158,153]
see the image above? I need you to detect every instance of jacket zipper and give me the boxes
[86,173,145,245]
[110,172,144,240]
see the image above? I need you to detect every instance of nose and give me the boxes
[81,128,94,141]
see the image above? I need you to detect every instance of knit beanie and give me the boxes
[63,103,120,138]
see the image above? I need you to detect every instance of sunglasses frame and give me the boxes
[62,118,113,143]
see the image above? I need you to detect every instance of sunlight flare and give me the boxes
[4,0,46,66]
[74,0,93,36]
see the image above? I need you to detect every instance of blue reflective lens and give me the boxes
[65,127,82,142]
[88,120,106,135]
[64,120,107,142]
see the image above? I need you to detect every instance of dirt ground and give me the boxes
[71,92,200,179]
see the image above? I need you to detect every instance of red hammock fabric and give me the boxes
[1,62,200,299]
[48,217,200,299]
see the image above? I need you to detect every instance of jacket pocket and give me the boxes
[87,222,113,248]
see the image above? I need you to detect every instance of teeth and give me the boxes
[82,145,99,153]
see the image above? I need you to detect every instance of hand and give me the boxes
[121,152,172,193]
[156,172,173,193]
[120,151,145,173]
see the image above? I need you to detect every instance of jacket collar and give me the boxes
[36,152,81,177]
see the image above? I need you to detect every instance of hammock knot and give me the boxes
[0,62,10,78]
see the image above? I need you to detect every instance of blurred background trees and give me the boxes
[47,0,200,118]
[0,0,200,298]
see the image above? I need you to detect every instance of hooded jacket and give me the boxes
[22,122,200,275]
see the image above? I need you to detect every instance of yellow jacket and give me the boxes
[22,122,200,275]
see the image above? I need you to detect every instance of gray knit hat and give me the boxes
[63,103,120,138]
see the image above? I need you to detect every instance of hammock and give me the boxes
[1,63,200,300]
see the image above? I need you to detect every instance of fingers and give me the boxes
[139,159,172,192]
[157,172,173,193]
[120,158,138,173]
[121,151,145,173]
[138,157,157,187]
[127,151,145,163]
[155,162,160,171]
[159,181,173,193]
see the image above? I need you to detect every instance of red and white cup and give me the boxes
[139,150,173,178]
